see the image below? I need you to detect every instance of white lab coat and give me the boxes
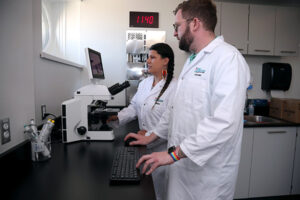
[118,75,177,200]
[153,36,250,200]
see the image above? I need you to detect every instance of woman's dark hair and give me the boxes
[149,43,174,108]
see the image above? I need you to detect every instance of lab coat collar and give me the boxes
[148,75,166,96]
[201,35,224,54]
[180,36,224,77]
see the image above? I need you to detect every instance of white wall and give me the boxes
[80,0,188,106]
[0,0,35,154]
[0,0,83,155]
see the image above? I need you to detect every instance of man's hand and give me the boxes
[124,132,157,146]
[136,151,174,175]
[137,130,147,136]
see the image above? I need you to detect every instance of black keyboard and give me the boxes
[110,146,144,185]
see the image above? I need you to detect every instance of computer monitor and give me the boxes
[85,48,105,80]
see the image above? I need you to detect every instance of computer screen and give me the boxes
[86,48,105,79]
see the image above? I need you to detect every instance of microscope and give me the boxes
[61,46,132,143]
[61,81,130,143]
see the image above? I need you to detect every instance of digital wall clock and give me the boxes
[129,11,159,28]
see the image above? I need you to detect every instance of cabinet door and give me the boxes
[249,127,297,197]
[214,2,221,36]
[248,5,276,56]
[234,128,253,199]
[274,7,300,56]
[292,127,300,194]
[221,2,249,54]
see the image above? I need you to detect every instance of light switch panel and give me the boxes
[1,118,11,145]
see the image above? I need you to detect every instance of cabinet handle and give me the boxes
[238,48,244,51]
[280,50,296,54]
[254,49,271,52]
[268,131,287,134]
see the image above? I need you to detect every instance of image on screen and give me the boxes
[88,48,105,79]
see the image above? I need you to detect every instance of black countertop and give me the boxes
[244,120,298,128]
[243,115,300,128]
[0,120,155,200]
[1,115,299,200]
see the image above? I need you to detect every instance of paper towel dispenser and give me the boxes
[261,62,292,91]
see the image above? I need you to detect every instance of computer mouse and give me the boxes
[124,137,137,146]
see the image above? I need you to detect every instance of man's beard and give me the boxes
[179,26,193,52]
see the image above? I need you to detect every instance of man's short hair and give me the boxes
[174,0,217,32]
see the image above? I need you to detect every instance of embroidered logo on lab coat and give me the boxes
[194,67,206,76]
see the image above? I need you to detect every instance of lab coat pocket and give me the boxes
[179,157,201,172]
[186,77,207,109]
[152,99,165,116]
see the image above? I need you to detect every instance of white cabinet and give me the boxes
[292,127,300,194]
[249,127,297,197]
[214,2,221,36]
[274,7,300,56]
[221,2,249,54]
[234,128,253,199]
[218,3,299,56]
[248,5,276,56]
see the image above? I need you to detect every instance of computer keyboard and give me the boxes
[110,146,144,185]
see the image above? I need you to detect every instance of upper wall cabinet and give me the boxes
[215,2,221,36]
[274,7,300,56]
[221,2,249,54]
[248,5,276,56]
[219,3,299,56]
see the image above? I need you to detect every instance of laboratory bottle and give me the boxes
[248,101,254,116]
[40,119,55,142]
[30,119,38,135]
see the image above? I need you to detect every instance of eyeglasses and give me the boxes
[173,18,194,32]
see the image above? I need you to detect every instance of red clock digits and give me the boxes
[130,12,158,27]
[149,16,153,24]
[144,16,148,24]
[137,15,154,24]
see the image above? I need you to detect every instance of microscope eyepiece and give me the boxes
[108,81,130,95]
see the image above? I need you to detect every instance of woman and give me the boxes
[108,43,176,200]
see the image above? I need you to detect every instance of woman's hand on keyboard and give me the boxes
[124,132,158,146]
[137,130,147,136]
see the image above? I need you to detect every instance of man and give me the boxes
[125,0,250,199]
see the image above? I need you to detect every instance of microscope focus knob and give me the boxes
[77,126,87,135]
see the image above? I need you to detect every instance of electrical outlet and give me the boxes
[41,105,46,120]
[1,118,11,145]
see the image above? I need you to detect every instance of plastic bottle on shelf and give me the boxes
[248,101,254,116]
